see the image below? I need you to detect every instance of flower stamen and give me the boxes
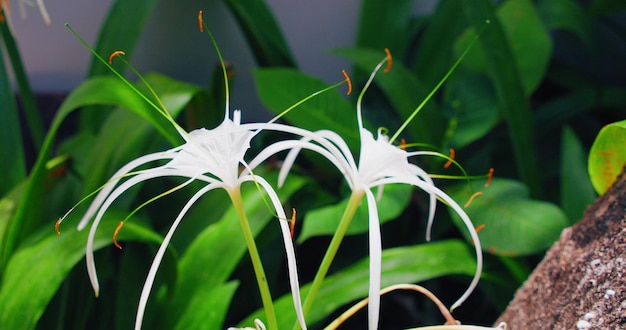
[198,10,203,32]
[113,221,124,249]
[486,168,494,187]
[464,191,483,208]
[444,148,455,169]
[383,48,392,73]
[475,224,486,234]
[342,69,352,95]
[55,218,61,236]
[108,50,126,65]
[290,208,296,238]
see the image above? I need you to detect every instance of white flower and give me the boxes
[250,56,483,329]
[71,109,307,330]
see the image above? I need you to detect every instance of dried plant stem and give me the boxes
[324,284,457,330]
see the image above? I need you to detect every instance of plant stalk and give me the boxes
[229,187,278,330]
[295,191,365,329]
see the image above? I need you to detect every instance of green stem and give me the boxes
[295,191,365,330]
[228,187,278,330]
[0,14,45,151]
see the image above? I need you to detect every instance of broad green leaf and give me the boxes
[449,178,568,256]
[588,119,626,195]
[0,213,163,330]
[356,0,413,58]
[241,240,477,328]
[446,73,499,148]
[173,281,239,330]
[333,47,444,146]
[4,75,198,271]
[458,0,552,96]
[299,185,412,243]
[253,68,358,148]
[537,0,592,46]
[224,0,295,67]
[0,38,26,197]
[560,127,596,223]
[163,174,306,327]
[461,0,542,198]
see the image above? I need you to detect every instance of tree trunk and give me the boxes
[496,170,626,329]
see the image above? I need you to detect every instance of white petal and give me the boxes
[135,182,223,330]
[365,189,382,330]
[240,175,307,330]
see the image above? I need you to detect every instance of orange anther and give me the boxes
[290,208,296,238]
[342,69,352,95]
[400,138,407,150]
[55,218,61,236]
[113,221,124,249]
[464,191,483,208]
[108,51,126,65]
[475,224,486,234]
[444,148,455,169]
[485,168,494,187]
[384,48,392,73]
[198,10,203,32]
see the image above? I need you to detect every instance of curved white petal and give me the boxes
[370,176,482,311]
[135,182,224,330]
[240,175,307,330]
[364,189,382,330]
[78,151,178,230]
[85,169,217,295]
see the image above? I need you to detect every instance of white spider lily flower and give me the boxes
[72,109,308,330]
[249,56,482,330]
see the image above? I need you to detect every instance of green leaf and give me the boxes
[461,0,542,198]
[560,127,596,223]
[3,74,197,277]
[0,40,26,197]
[356,0,414,57]
[224,0,295,67]
[536,0,592,46]
[458,0,552,96]
[253,68,359,148]
[446,73,499,148]
[173,281,239,330]
[0,214,163,330]
[448,178,568,256]
[588,119,626,195]
[162,174,306,327]
[298,185,412,243]
[241,240,477,328]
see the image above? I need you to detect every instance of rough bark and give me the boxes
[496,171,626,329]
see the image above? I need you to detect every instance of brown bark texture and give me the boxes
[496,171,626,329]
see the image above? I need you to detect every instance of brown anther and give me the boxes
[383,48,392,73]
[475,224,486,234]
[342,69,352,95]
[198,10,203,32]
[108,51,126,65]
[464,191,483,208]
[485,168,494,187]
[400,138,407,150]
[55,218,61,236]
[289,208,296,238]
[444,148,455,169]
[113,221,124,249]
